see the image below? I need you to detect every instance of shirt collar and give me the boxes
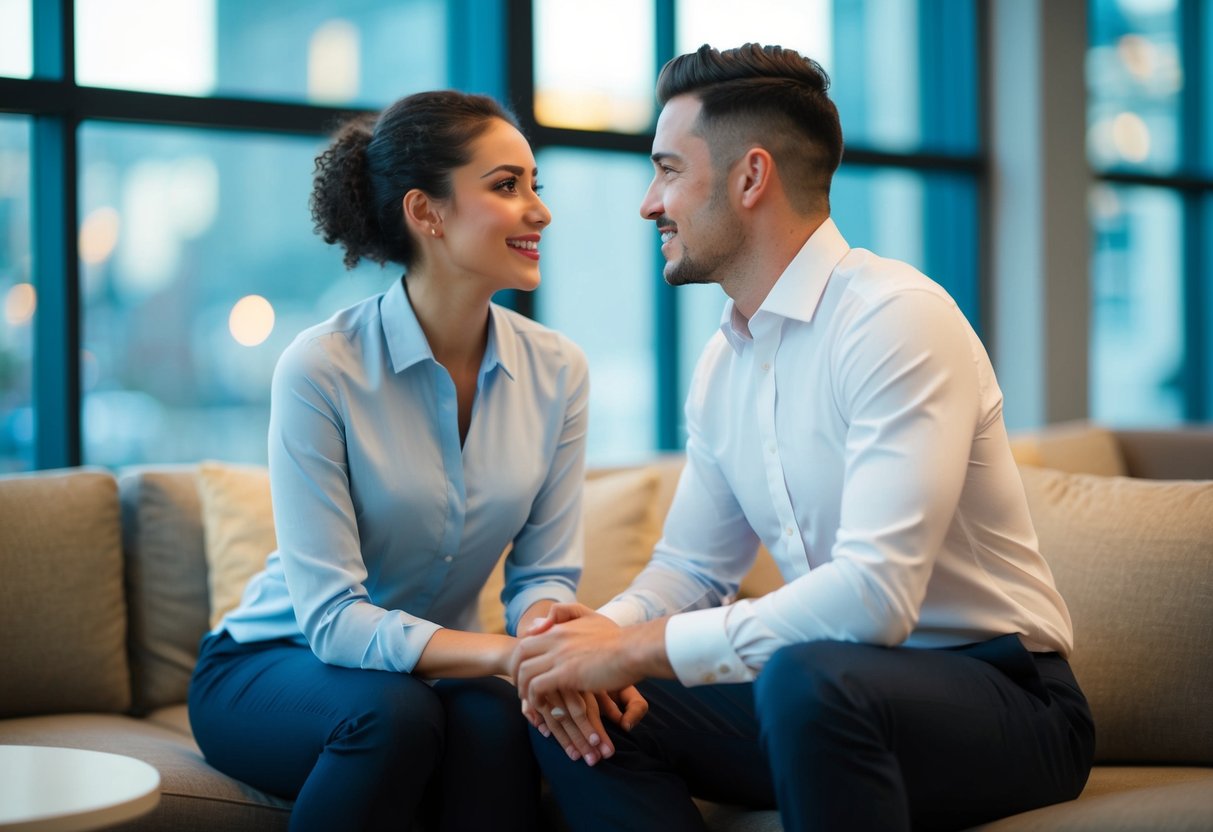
[380,277,517,381]
[719,216,850,352]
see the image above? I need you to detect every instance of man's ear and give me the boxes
[736,147,774,209]
[402,189,444,239]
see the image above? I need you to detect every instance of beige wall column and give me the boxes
[988,0,1090,429]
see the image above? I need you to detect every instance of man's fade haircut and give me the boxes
[656,43,843,216]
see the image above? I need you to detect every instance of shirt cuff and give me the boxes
[505,583,577,636]
[597,597,649,628]
[665,606,754,686]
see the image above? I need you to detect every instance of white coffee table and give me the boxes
[0,745,160,831]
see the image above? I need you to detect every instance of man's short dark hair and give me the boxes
[656,43,844,215]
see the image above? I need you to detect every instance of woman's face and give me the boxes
[433,118,551,295]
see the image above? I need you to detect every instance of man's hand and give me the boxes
[513,603,672,712]
[595,687,649,732]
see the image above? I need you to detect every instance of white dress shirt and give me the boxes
[220,277,587,672]
[599,218,1073,687]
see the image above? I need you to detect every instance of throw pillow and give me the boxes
[196,461,277,628]
[479,467,662,633]
[1018,464,1213,764]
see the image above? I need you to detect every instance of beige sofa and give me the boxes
[0,422,1210,831]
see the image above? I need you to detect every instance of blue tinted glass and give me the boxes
[1088,0,1182,173]
[677,0,979,154]
[0,115,33,472]
[76,0,445,105]
[534,148,657,464]
[79,122,393,467]
[833,166,980,329]
[0,0,32,79]
[1090,184,1185,424]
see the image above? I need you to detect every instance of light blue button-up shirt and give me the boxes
[220,277,587,672]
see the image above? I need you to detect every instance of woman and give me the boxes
[188,91,621,831]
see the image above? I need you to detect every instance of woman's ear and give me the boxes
[736,147,774,210]
[402,189,444,239]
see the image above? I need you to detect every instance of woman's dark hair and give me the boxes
[656,43,843,215]
[310,90,520,270]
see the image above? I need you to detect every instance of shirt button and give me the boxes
[768,444,776,454]
[718,663,731,674]
[786,526,794,536]
[761,362,771,371]
[443,555,453,563]
[703,672,717,683]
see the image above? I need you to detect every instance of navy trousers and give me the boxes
[188,632,540,832]
[533,635,1095,832]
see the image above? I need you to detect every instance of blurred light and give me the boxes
[0,0,33,78]
[76,0,216,95]
[1116,34,1156,81]
[117,156,218,299]
[80,206,121,264]
[534,0,655,133]
[4,282,35,326]
[81,349,101,391]
[1089,185,1123,222]
[308,19,360,104]
[1117,0,1178,17]
[229,295,275,347]
[1111,112,1151,163]
[166,156,219,238]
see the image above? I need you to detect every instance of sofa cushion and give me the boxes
[479,466,663,633]
[1019,466,1213,764]
[970,769,1213,831]
[196,461,276,628]
[0,713,291,832]
[1008,421,1127,477]
[119,467,212,713]
[0,467,130,717]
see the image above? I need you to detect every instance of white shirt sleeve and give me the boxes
[664,288,984,684]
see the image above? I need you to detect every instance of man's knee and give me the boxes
[754,641,877,735]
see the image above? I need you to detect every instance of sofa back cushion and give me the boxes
[0,468,130,716]
[119,466,211,712]
[1019,465,1213,764]
[1008,421,1127,477]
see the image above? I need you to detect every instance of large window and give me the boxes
[3,0,983,471]
[1088,0,1213,423]
[0,115,32,472]
[530,0,981,460]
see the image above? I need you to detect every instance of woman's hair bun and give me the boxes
[310,115,389,270]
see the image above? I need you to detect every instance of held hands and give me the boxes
[512,603,649,766]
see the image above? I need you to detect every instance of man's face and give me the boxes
[639,95,744,287]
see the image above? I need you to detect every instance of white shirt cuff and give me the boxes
[665,606,754,686]
[597,597,649,628]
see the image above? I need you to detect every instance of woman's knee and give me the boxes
[334,672,446,759]
[435,676,529,747]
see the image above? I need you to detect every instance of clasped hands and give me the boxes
[511,603,648,767]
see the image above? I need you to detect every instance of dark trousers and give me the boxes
[188,632,540,832]
[533,635,1095,832]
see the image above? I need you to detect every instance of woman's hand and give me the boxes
[521,689,615,765]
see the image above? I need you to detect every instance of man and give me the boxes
[513,43,1094,832]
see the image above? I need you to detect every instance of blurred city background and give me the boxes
[0,0,1208,471]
